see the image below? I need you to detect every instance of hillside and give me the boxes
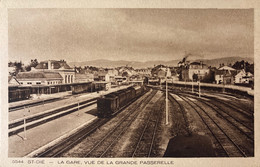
[68,57,253,68]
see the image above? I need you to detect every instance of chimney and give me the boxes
[48,60,51,70]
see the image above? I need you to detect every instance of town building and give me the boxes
[218,65,237,71]
[235,69,254,84]
[151,65,167,77]
[181,61,210,81]
[135,68,152,76]
[8,76,20,86]
[33,60,75,84]
[215,70,237,84]
[214,66,237,84]
[74,73,94,83]
[16,71,63,86]
[94,71,110,82]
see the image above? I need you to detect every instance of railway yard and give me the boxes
[8,85,254,157]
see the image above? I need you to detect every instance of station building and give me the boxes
[15,60,75,86]
[34,60,75,84]
[16,71,63,86]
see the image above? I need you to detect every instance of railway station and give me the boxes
[6,8,255,162]
[8,80,254,158]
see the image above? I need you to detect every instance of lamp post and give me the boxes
[166,77,168,125]
[77,100,80,116]
[198,71,201,98]
[165,68,170,125]
[23,106,30,140]
[192,78,194,93]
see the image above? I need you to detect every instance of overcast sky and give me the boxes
[8,9,253,64]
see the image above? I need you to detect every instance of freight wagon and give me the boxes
[9,88,30,102]
[97,85,146,118]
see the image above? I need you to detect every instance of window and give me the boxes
[20,82,23,84]
[36,82,41,85]
[48,82,50,84]
[27,82,32,84]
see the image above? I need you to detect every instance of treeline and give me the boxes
[8,59,39,76]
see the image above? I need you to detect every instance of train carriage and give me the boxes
[113,90,127,108]
[97,85,146,118]
[9,88,30,102]
[97,93,118,117]
[127,87,136,100]
[134,85,142,97]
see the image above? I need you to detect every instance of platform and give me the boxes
[9,103,97,157]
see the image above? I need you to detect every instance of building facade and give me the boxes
[33,60,75,84]
[181,61,210,81]
[16,71,63,86]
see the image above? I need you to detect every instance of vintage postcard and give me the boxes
[1,0,259,167]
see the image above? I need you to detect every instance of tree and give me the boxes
[232,60,253,74]
[25,59,39,71]
[8,61,24,75]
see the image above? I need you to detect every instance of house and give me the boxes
[151,65,167,77]
[16,71,63,86]
[75,73,94,83]
[8,66,16,75]
[8,76,20,86]
[235,69,253,84]
[33,60,75,84]
[218,65,236,71]
[94,71,110,82]
[181,61,210,81]
[135,68,152,76]
[215,70,237,84]
[117,66,135,77]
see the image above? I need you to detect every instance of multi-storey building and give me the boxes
[181,61,210,81]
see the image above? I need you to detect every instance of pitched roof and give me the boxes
[218,66,236,71]
[16,71,63,79]
[215,69,238,76]
[35,60,72,69]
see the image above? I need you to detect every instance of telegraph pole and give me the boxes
[192,78,194,93]
[23,106,27,140]
[166,77,169,125]
[165,68,170,125]
[198,71,201,97]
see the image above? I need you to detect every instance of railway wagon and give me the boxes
[134,85,143,97]
[9,88,30,102]
[97,85,145,118]
[97,94,119,117]
[127,87,136,100]
[113,90,128,108]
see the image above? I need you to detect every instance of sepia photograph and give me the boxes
[1,1,259,165]
[6,8,254,159]
[7,8,255,158]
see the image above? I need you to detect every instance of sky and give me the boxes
[8,8,254,65]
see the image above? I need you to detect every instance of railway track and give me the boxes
[34,118,108,157]
[177,92,254,141]
[168,93,191,136]
[131,96,164,157]
[174,93,247,157]
[9,97,66,112]
[85,90,157,157]
[9,98,97,136]
[172,89,253,119]
[37,89,155,157]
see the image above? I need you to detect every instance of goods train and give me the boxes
[97,85,146,118]
[9,88,30,102]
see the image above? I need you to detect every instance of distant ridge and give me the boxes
[68,57,253,68]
